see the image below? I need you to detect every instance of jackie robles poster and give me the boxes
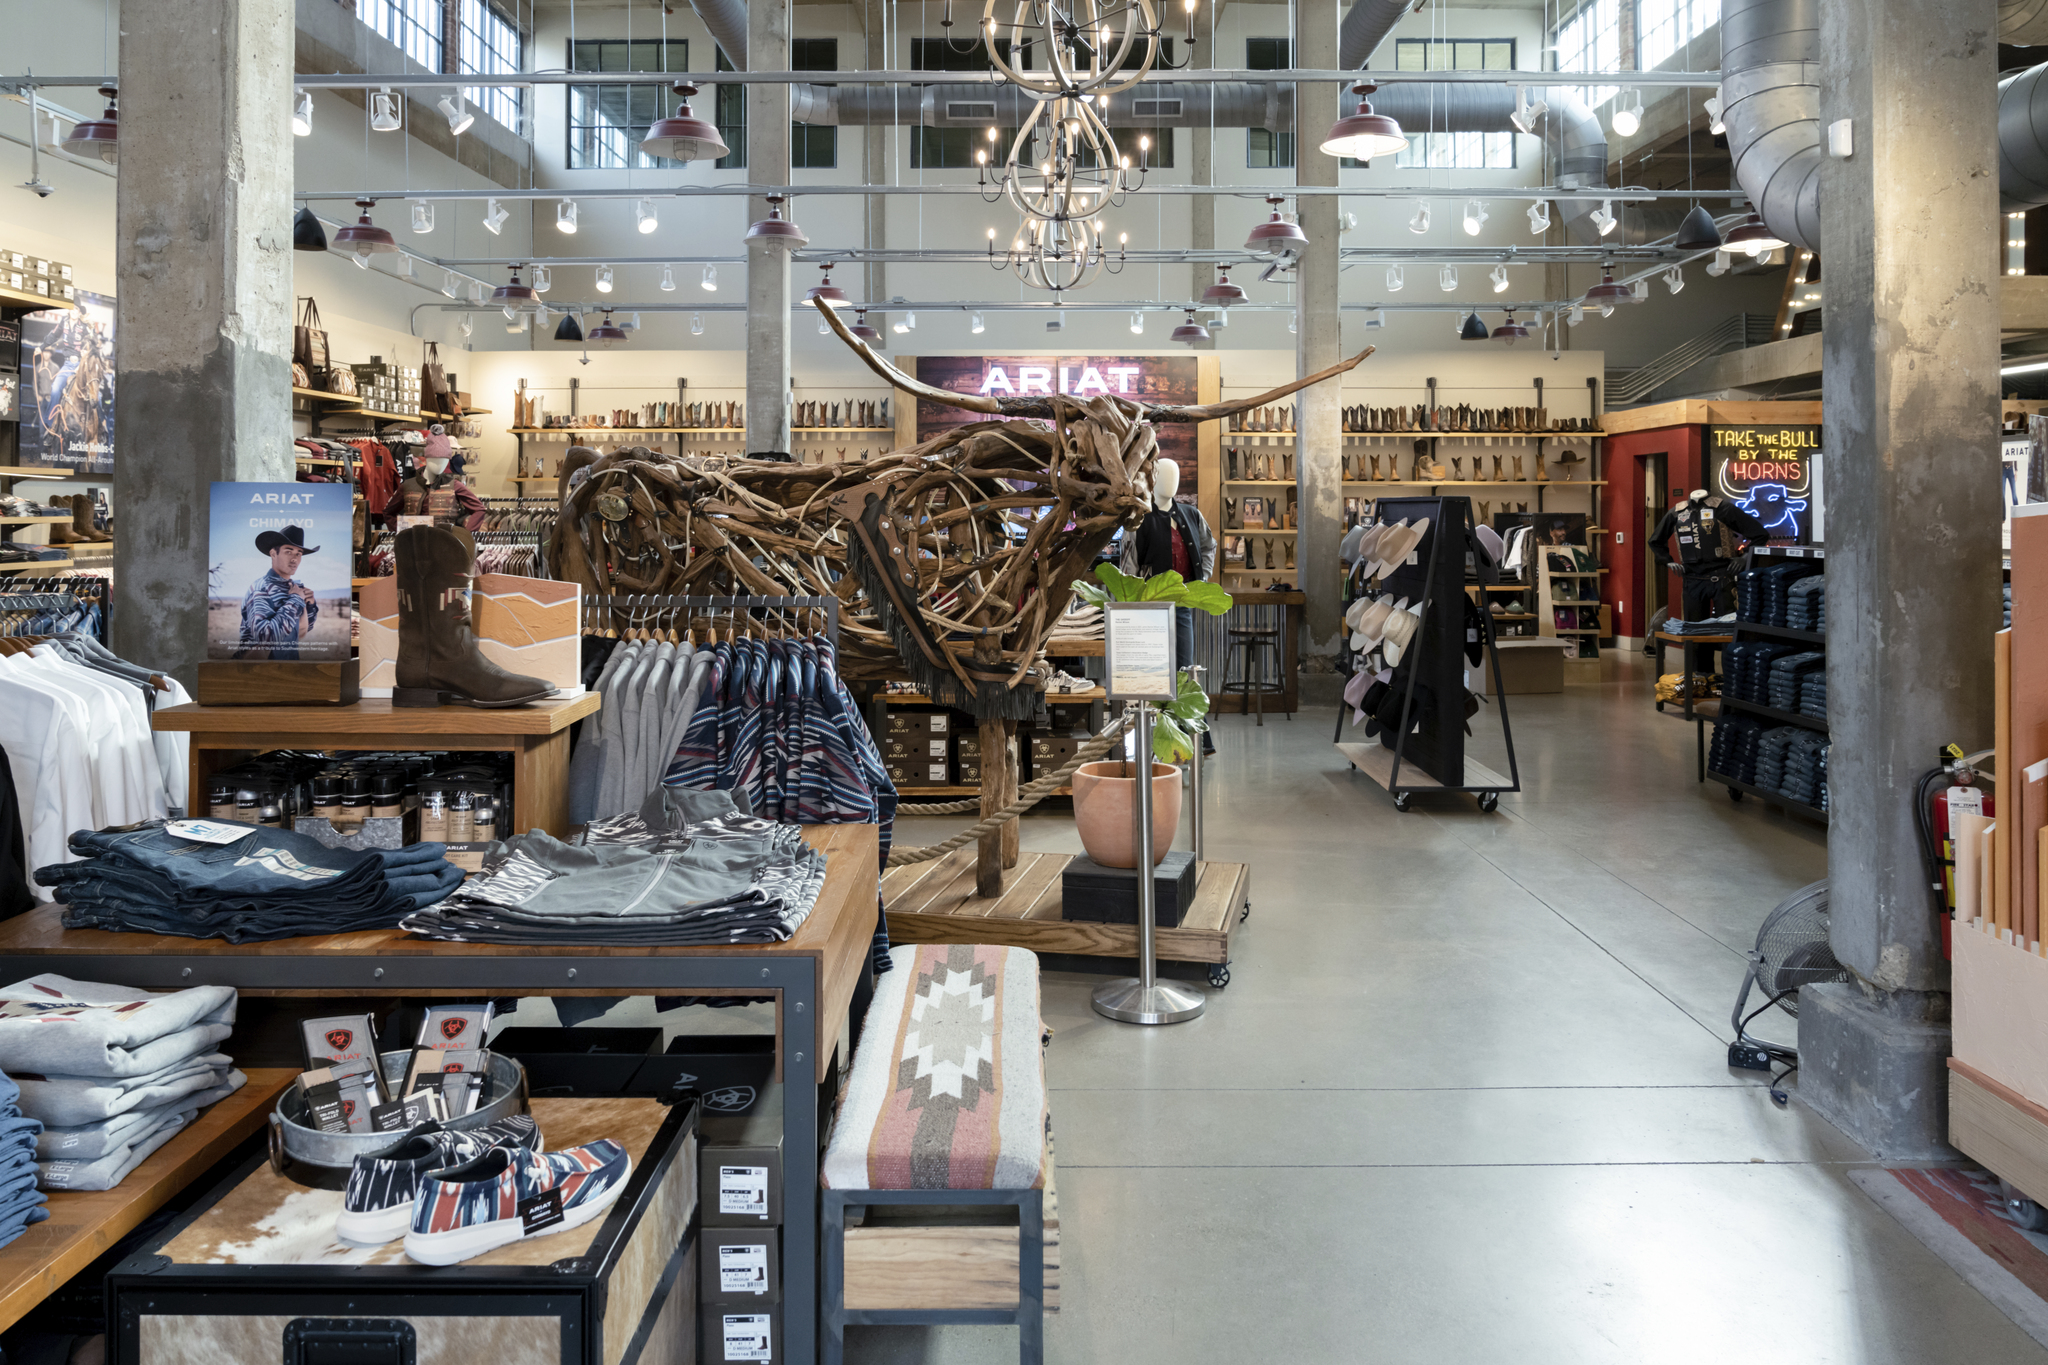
[19,292,114,473]
[206,482,354,663]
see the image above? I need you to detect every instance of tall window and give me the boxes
[910,36,1019,169]
[791,38,838,169]
[458,0,522,132]
[362,0,443,70]
[715,47,745,170]
[1553,0,1621,110]
[568,38,690,170]
[1638,0,1719,71]
[1388,39,1516,170]
[1246,38,1293,169]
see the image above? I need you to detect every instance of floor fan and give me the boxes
[1729,879,1848,1102]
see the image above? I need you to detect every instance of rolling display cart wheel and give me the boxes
[1479,792,1499,813]
[1208,962,1231,989]
[1393,791,1413,812]
[2001,1178,2048,1233]
[1728,786,1744,802]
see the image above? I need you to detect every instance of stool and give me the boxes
[821,943,1055,1365]
[1222,627,1289,725]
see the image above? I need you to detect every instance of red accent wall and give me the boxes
[1600,423,1707,640]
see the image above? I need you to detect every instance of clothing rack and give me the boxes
[2,575,107,640]
[582,593,840,651]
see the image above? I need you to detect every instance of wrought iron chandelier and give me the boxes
[988,217,1127,295]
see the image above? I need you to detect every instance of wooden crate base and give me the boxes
[1950,1058,2048,1205]
[881,849,1246,966]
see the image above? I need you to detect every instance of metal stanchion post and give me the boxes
[1092,699,1206,1025]
[1189,664,1205,864]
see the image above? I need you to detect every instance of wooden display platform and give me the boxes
[0,1068,293,1334]
[881,848,1245,967]
[1337,741,1513,794]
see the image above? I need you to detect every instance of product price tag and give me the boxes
[719,1164,769,1218]
[722,1314,773,1362]
[165,819,253,845]
[517,1188,564,1235]
[718,1242,771,1295]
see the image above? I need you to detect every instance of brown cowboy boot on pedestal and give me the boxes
[72,494,110,542]
[46,497,79,546]
[394,525,561,708]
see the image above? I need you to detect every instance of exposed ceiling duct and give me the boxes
[1999,63,2048,209]
[1720,0,1821,251]
[2004,0,2048,46]
[1341,0,1418,71]
[687,0,747,69]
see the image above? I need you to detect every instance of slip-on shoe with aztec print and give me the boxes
[336,1115,543,1247]
[404,1139,632,1265]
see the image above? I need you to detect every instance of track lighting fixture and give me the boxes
[1409,201,1431,235]
[1609,89,1642,138]
[1463,200,1488,236]
[1508,86,1548,136]
[411,202,434,234]
[1491,264,1510,294]
[437,93,473,136]
[556,199,579,234]
[482,198,508,235]
[532,266,550,293]
[701,265,718,292]
[892,311,917,335]
[1386,266,1404,292]
[1630,279,1650,303]
[660,266,677,292]
[595,264,613,293]
[468,281,485,303]
[370,88,401,133]
[636,198,659,234]
[292,88,313,137]
[1663,265,1685,295]
[971,312,985,334]
[441,270,461,298]
[1439,266,1457,292]
[1527,200,1550,235]
[1567,304,1584,326]
[1590,200,1617,237]
[1706,250,1731,277]
[691,314,704,335]
[1704,91,1726,135]
[1131,312,1144,334]
[460,314,473,340]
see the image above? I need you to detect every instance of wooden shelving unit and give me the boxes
[1699,544,1828,824]
[0,557,74,574]
[0,515,67,526]
[0,284,73,313]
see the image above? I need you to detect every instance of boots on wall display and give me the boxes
[394,525,561,709]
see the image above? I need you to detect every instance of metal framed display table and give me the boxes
[150,696,602,840]
[0,823,881,1365]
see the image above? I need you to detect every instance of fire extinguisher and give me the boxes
[1917,743,1995,959]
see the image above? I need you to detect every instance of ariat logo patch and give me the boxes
[439,1018,468,1041]
[326,1028,354,1053]
[232,848,344,881]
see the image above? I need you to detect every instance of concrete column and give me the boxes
[112,0,295,683]
[1801,0,2002,1159]
[862,0,889,341]
[1293,9,1343,659]
[746,0,793,452]
[1189,34,1214,323]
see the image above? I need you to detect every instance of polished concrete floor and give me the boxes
[853,655,2048,1365]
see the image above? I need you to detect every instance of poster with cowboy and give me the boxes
[206,482,353,662]
[18,293,114,473]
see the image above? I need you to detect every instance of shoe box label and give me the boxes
[717,1241,771,1295]
[518,1187,565,1235]
[719,1164,770,1219]
[721,1314,774,1363]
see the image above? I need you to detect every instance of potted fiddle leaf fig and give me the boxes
[1064,563,1234,868]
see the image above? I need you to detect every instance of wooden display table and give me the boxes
[0,824,878,1364]
[149,695,600,839]
[0,1068,293,1335]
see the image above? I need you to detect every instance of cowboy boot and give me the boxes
[71,494,109,542]
[1451,456,1465,481]
[1264,538,1275,570]
[1536,452,1550,482]
[1478,501,1491,523]
[1285,540,1296,570]
[45,496,78,546]
[1512,455,1526,481]
[393,525,561,708]
[1283,452,1294,481]
[1225,497,1238,528]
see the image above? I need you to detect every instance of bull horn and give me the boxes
[814,297,1000,416]
[1146,345,1377,424]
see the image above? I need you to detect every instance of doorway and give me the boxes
[1640,452,1669,635]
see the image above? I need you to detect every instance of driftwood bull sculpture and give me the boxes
[551,297,1374,718]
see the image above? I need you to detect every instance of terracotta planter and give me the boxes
[1071,760,1181,868]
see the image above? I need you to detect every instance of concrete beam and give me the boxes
[1650,331,1823,401]
[113,0,297,685]
[2002,275,2048,332]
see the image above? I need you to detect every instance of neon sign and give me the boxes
[1709,425,1819,544]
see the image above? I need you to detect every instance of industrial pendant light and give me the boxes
[850,308,882,342]
[1171,308,1210,345]
[490,265,539,314]
[805,263,850,311]
[588,309,629,349]
[1583,266,1634,312]
[333,199,399,262]
[62,85,119,164]
[292,207,329,252]
[554,311,585,343]
[640,84,730,163]
[1459,311,1490,341]
[1245,197,1310,259]
[744,196,809,250]
[1723,212,1788,258]
[1491,311,1533,345]
[1319,83,1408,162]
[1201,268,1246,309]
[1675,204,1723,251]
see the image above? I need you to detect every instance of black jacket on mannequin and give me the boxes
[1121,502,1216,582]
[1650,494,1772,571]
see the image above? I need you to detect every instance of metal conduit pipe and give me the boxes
[1341,0,1419,71]
[1719,0,1822,251]
[687,0,748,67]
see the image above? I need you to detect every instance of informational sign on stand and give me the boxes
[1105,601,1177,701]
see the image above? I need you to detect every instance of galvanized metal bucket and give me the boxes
[267,1049,530,1188]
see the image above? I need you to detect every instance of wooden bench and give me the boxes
[819,943,1053,1365]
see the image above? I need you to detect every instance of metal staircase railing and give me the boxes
[1605,313,1778,405]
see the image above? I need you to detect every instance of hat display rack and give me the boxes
[1334,495,1522,813]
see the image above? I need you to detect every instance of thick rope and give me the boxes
[886,713,1134,866]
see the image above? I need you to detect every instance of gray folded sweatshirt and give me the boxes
[0,976,236,1078]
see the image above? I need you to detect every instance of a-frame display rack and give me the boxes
[1337,495,1522,811]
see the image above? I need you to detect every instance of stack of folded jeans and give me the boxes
[1723,641,1795,703]
[1780,732,1831,808]
[1753,727,1802,792]
[37,822,464,944]
[0,975,246,1192]
[1799,672,1828,719]
[1786,575,1826,633]
[1766,652,1826,711]
[402,787,828,947]
[0,1071,47,1246]
[1710,713,1766,782]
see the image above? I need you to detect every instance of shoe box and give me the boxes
[1061,850,1198,927]
[956,732,983,786]
[702,1092,784,1228]
[704,1306,782,1364]
[882,707,954,787]
[1027,732,1084,782]
[492,1026,663,1096]
[106,1096,700,1365]
[633,1034,776,1112]
[702,1227,781,1305]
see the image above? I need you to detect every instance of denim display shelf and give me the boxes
[1697,544,1829,826]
